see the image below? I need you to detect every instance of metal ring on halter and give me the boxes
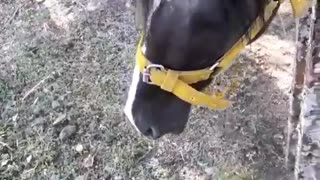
[142,64,165,84]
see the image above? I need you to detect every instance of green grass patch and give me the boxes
[217,166,256,180]
[0,80,9,103]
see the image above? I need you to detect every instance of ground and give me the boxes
[0,1,297,179]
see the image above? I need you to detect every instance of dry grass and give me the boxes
[0,0,296,179]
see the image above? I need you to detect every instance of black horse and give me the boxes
[124,0,280,139]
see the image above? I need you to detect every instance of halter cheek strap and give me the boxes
[135,0,309,110]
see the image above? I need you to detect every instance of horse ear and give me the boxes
[135,0,153,31]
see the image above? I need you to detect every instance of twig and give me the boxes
[22,74,51,101]
[32,97,39,106]
[278,13,287,38]
[0,141,13,151]
[0,5,23,33]
[179,150,185,162]
[75,1,87,11]
[136,148,154,163]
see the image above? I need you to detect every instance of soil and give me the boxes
[0,1,297,180]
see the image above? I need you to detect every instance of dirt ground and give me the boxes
[0,0,297,179]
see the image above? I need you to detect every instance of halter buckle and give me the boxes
[142,64,165,84]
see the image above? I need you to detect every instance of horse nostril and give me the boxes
[144,127,161,139]
[145,128,153,136]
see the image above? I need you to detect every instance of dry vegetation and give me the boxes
[0,0,297,179]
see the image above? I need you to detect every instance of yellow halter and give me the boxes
[135,0,309,110]
[290,0,310,17]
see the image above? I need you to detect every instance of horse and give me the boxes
[123,0,301,139]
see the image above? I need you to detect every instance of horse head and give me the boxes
[124,0,275,139]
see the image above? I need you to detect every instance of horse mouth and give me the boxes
[172,128,184,135]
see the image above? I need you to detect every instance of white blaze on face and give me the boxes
[124,64,141,133]
[124,45,147,133]
[124,0,161,133]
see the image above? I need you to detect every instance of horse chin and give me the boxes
[150,123,187,139]
[172,130,184,135]
[151,129,185,140]
[171,126,186,135]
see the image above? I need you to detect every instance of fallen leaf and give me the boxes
[75,173,88,180]
[59,125,77,140]
[75,144,84,153]
[204,167,217,175]
[26,155,32,164]
[12,114,18,122]
[82,154,94,168]
[51,100,60,110]
[53,113,66,126]
[21,169,35,180]
[1,159,9,167]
